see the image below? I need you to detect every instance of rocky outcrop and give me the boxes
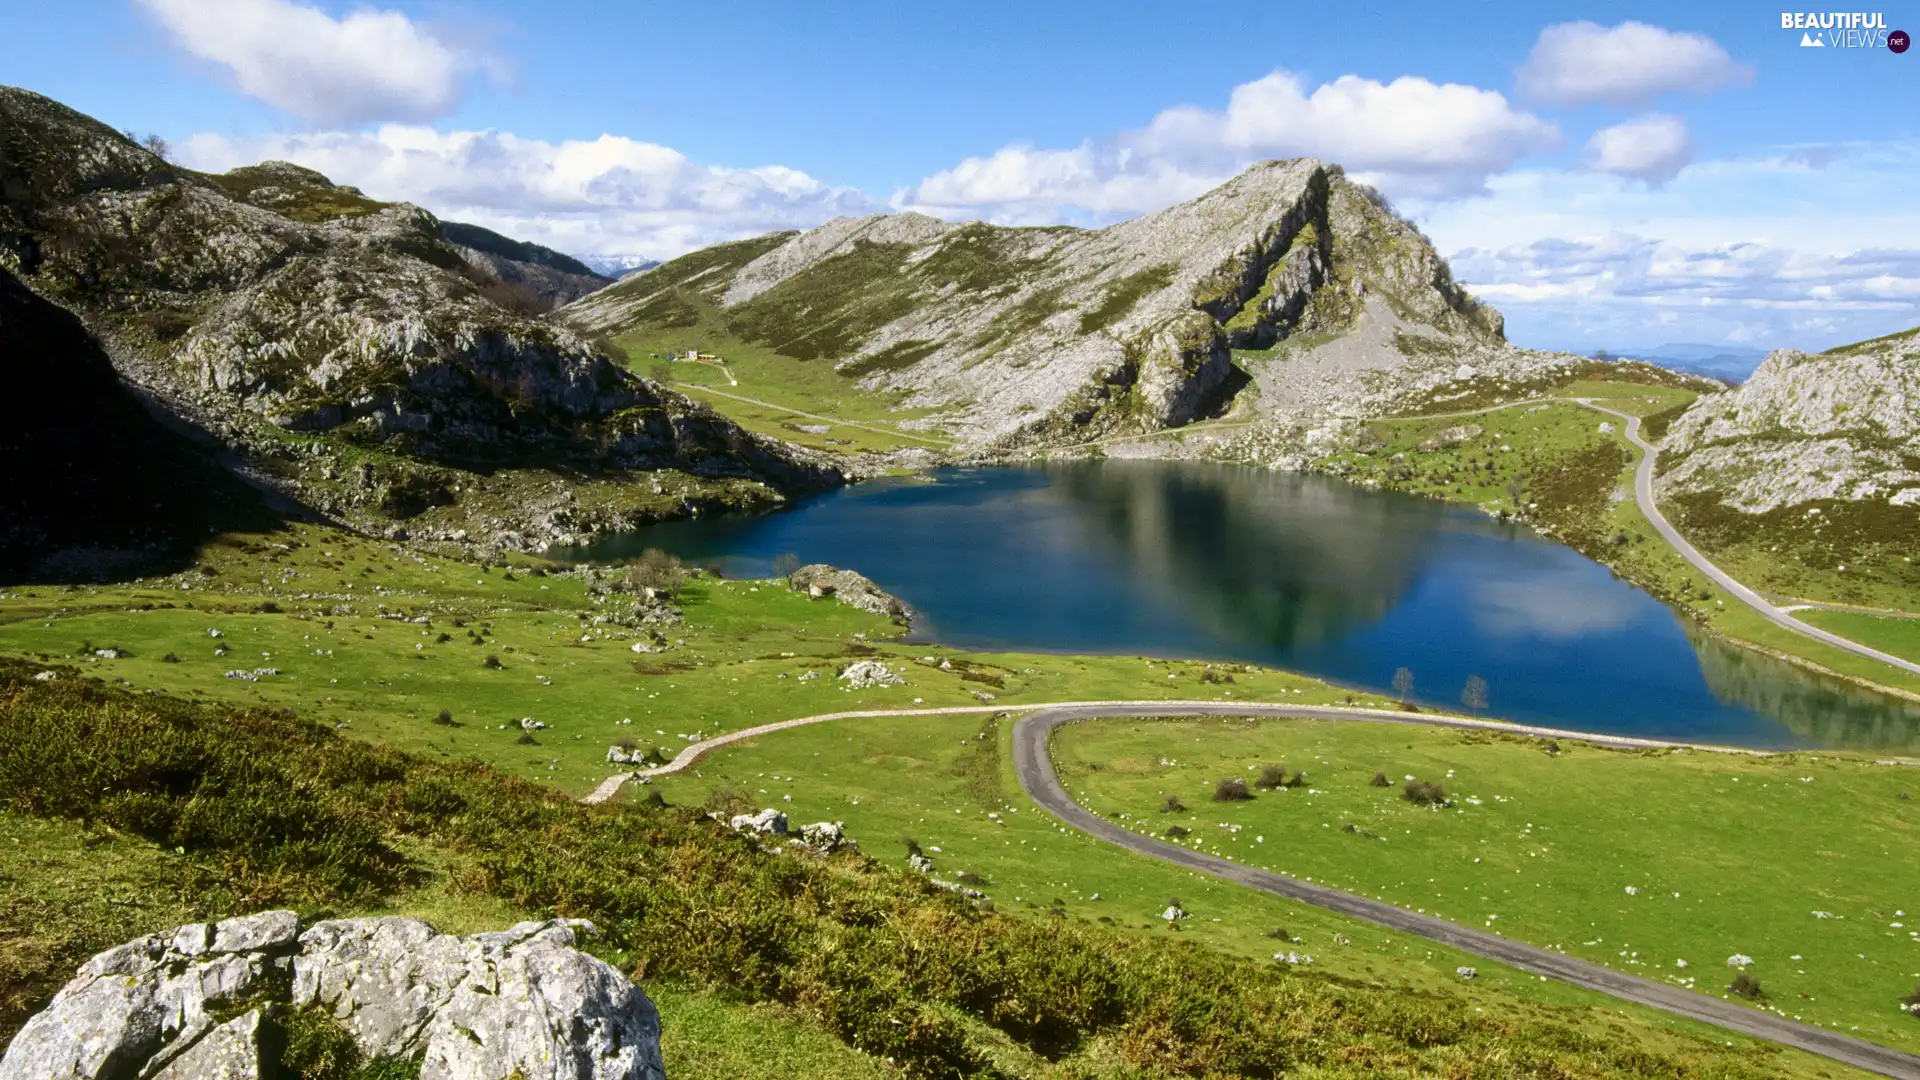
[1659,330,1920,513]
[789,564,912,622]
[566,158,1537,449]
[0,911,664,1080]
[0,86,842,552]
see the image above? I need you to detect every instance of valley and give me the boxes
[5,79,1920,1080]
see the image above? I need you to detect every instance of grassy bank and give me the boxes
[1054,714,1920,1053]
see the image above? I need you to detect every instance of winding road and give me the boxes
[587,697,1920,1076]
[1577,400,1920,679]
[1009,703,1920,1080]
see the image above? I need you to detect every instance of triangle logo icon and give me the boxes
[1801,31,1825,46]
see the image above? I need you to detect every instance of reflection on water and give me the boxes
[1687,625,1920,750]
[565,461,1920,751]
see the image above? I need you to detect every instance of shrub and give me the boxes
[435,633,452,644]
[615,737,638,752]
[1899,986,1920,1018]
[1212,777,1253,802]
[1370,771,1392,787]
[904,836,923,858]
[623,549,685,598]
[1161,794,1185,813]
[773,552,800,579]
[1165,825,1191,838]
[161,653,180,664]
[1403,779,1449,806]
[1264,927,1291,941]
[258,601,280,614]
[514,732,538,746]
[482,655,504,670]
[432,710,459,727]
[1255,764,1288,790]
[1728,973,1764,1000]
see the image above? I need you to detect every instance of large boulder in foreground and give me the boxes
[0,912,664,1080]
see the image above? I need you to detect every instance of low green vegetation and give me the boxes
[1054,715,1920,1052]
[2,658,1854,1079]
[1078,263,1176,335]
[1668,493,1920,615]
[1799,610,1920,664]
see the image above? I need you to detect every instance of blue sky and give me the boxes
[6,0,1918,352]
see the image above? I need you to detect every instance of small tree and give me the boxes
[1461,674,1489,715]
[773,552,801,580]
[1728,972,1764,1000]
[1391,666,1414,704]
[624,548,686,598]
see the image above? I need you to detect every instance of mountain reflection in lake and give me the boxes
[567,462,1920,751]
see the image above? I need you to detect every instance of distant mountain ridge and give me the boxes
[1615,343,1771,383]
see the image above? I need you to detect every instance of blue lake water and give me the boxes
[569,462,1920,750]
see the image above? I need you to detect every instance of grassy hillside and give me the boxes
[1055,715,1920,1053]
[2,656,1880,1080]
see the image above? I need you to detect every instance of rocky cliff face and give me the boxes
[0,87,840,552]
[568,159,1552,447]
[1658,329,1920,513]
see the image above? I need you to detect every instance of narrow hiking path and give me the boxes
[582,697,1919,1077]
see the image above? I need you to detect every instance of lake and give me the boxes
[566,462,1920,750]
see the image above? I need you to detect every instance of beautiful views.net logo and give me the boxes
[1781,11,1910,50]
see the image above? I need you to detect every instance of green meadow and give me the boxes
[1053,715,1920,1051]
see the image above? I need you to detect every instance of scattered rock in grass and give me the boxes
[1274,952,1314,965]
[32,671,56,682]
[1456,966,1477,979]
[519,717,546,731]
[1161,901,1190,922]
[794,821,852,855]
[729,808,788,837]
[838,660,903,688]
[1726,953,1754,968]
[908,853,936,874]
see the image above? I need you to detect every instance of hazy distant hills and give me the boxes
[1610,343,1772,383]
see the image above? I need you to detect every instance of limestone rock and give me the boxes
[837,660,904,689]
[0,913,664,1080]
[789,565,911,622]
[729,809,788,836]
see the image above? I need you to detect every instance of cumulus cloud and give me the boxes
[177,127,878,259]
[1518,21,1753,107]
[898,70,1558,221]
[138,0,498,125]
[1584,115,1692,184]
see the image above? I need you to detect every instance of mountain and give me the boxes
[1655,327,1919,600]
[1617,343,1770,383]
[439,219,612,307]
[566,161,1578,448]
[576,254,663,278]
[0,86,842,554]
[1660,328,1920,514]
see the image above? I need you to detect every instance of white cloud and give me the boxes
[1585,115,1692,184]
[1425,144,1920,350]
[177,127,876,259]
[898,70,1558,221]
[138,0,496,125]
[1517,21,1753,107]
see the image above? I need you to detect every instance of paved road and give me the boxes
[1011,703,1920,1080]
[584,696,1777,804]
[1578,400,1920,679]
